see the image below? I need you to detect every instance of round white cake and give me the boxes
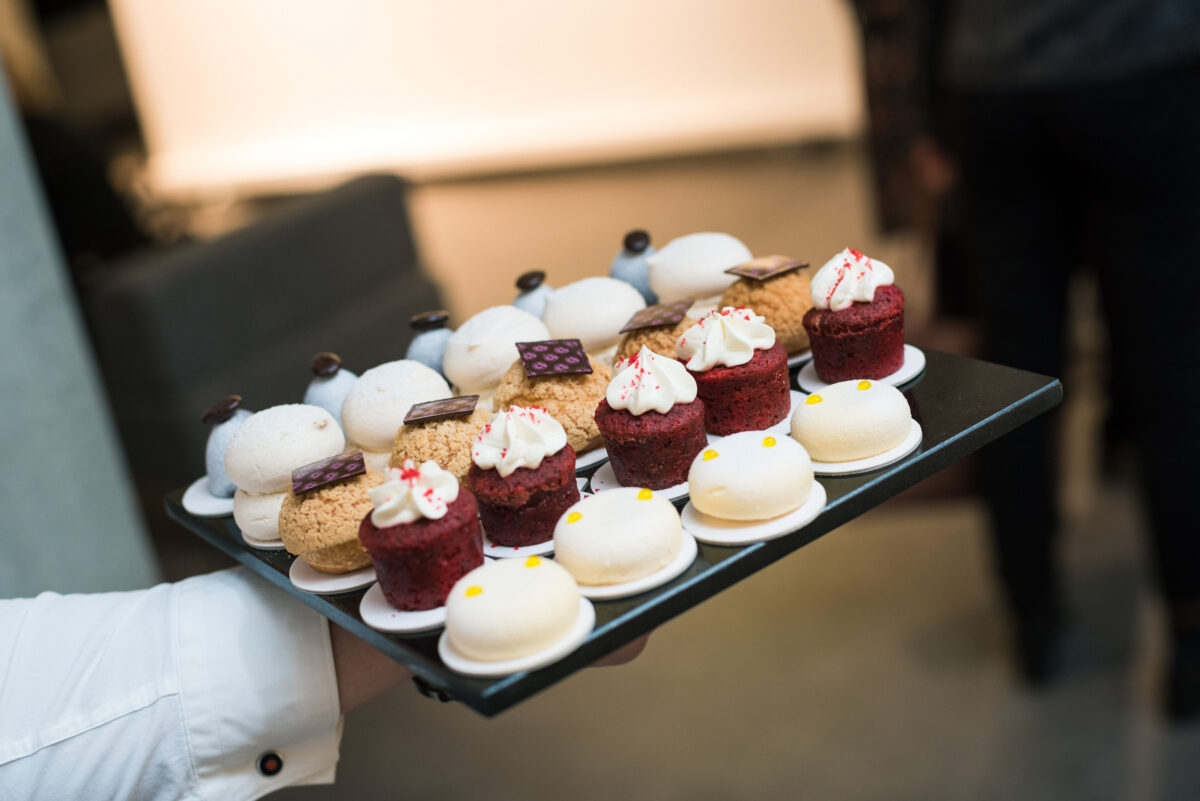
[445,556,580,662]
[687,431,814,521]
[646,232,751,302]
[442,305,550,394]
[340,360,450,452]
[790,380,911,462]
[553,488,683,585]
[541,277,646,353]
[224,403,345,495]
[232,489,287,542]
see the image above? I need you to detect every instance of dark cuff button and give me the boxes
[257,751,283,777]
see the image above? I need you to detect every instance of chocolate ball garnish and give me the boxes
[623,229,650,254]
[202,395,242,425]
[310,352,343,377]
[410,310,450,332]
[515,270,545,292]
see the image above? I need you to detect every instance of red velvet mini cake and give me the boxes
[595,346,708,488]
[466,406,580,547]
[358,460,483,611]
[802,248,905,383]
[675,308,791,436]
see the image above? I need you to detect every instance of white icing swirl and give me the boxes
[368,460,459,526]
[674,307,775,371]
[472,406,567,478]
[607,346,697,415]
[810,248,894,312]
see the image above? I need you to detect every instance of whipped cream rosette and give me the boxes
[675,307,776,371]
[673,306,790,436]
[810,248,895,312]
[607,346,698,415]
[472,406,568,478]
[368,460,460,526]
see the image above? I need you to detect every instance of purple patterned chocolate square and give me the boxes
[404,395,480,425]
[618,299,693,334]
[291,449,367,495]
[515,339,593,378]
[725,255,808,281]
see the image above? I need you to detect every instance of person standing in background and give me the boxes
[854,0,1200,722]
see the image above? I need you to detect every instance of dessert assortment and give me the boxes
[183,235,929,675]
[553,488,691,595]
[676,307,791,435]
[721,255,813,358]
[802,249,906,382]
[391,396,488,481]
[790,379,922,474]
[302,352,357,428]
[681,431,827,546]
[183,395,253,516]
[359,460,485,612]
[491,342,611,458]
[442,305,550,398]
[467,406,580,552]
[609,229,657,305]
[404,311,454,375]
[341,360,450,471]
[439,556,595,676]
[594,346,706,490]
[646,231,750,307]
[278,453,379,574]
[541,276,646,365]
[224,403,346,546]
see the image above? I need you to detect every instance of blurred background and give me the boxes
[1,0,1197,798]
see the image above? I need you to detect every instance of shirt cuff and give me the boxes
[174,567,343,801]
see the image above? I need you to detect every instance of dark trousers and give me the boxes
[951,59,1200,626]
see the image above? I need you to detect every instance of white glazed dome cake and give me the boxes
[445,556,580,661]
[789,379,911,462]
[553,488,684,585]
[687,431,814,521]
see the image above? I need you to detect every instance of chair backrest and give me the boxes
[84,173,443,486]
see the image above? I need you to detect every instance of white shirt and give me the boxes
[0,568,343,801]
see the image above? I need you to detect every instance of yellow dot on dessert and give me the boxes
[465,585,482,597]
[525,556,542,568]
[567,511,582,523]
[857,380,872,390]
[637,488,653,500]
[806,394,823,405]
[703,449,719,461]
[763,436,776,447]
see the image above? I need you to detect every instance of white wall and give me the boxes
[109,0,863,197]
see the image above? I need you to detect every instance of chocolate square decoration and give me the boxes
[404,395,480,425]
[618,300,693,334]
[515,339,593,378]
[291,450,367,495]
[726,255,808,281]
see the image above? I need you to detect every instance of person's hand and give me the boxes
[591,634,649,667]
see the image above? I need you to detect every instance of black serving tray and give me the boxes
[165,349,1061,717]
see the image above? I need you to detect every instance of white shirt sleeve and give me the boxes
[0,567,343,801]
